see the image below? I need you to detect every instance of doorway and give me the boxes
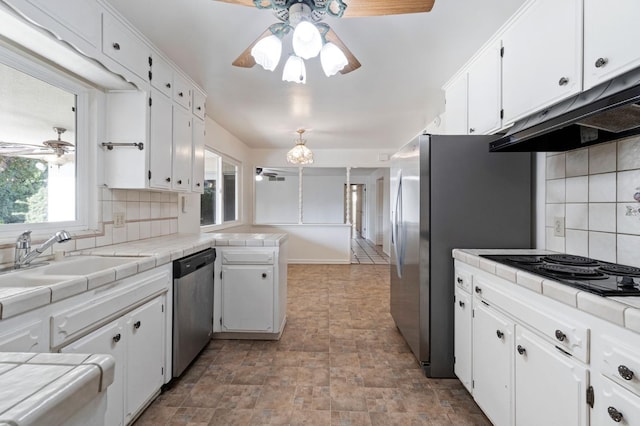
[345,184,365,238]
[376,177,384,245]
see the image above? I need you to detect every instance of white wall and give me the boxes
[254,174,299,224]
[302,175,344,224]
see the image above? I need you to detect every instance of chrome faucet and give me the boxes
[15,230,72,268]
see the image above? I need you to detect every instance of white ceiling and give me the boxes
[105,0,526,151]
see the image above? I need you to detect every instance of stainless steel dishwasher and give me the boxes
[172,248,216,377]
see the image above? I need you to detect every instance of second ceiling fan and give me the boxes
[217,0,435,83]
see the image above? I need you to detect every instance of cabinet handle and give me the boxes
[166,83,171,88]
[474,286,482,294]
[262,273,267,278]
[112,333,121,343]
[112,42,121,50]
[166,177,171,182]
[618,365,635,381]
[554,329,566,342]
[456,277,463,284]
[608,407,624,423]
[197,106,202,111]
[459,300,465,308]
[469,128,475,133]
[178,92,184,97]
[517,345,526,355]
[595,57,608,68]
[134,321,141,329]
[177,179,182,185]
[558,77,569,86]
[496,330,504,339]
[196,182,201,187]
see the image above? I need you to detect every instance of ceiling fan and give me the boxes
[218,0,435,80]
[0,127,75,161]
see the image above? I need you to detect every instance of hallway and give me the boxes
[135,264,488,425]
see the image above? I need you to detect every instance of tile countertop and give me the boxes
[453,248,640,334]
[0,232,288,320]
[0,353,114,426]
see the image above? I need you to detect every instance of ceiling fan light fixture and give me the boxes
[287,129,314,165]
[320,42,348,77]
[251,34,282,71]
[282,55,306,84]
[292,20,323,59]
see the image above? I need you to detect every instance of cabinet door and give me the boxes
[149,89,173,190]
[454,288,472,392]
[596,376,640,425]
[222,265,274,332]
[61,319,125,426]
[444,73,468,135]
[150,53,173,97]
[584,0,640,90]
[472,301,513,426]
[502,0,582,124]
[125,296,165,423]
[468,41,502,135]
[102,12,151,81]
[173,73,192,110]
[192,118,205,193]
[172,107,192,191]
[193,90,206,120]
[515,325,589,426]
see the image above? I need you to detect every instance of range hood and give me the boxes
[490,67,640,152]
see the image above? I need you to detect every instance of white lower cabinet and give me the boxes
[515,325,589,426]
[454,286,472,392]
[472,300,514,426]
[221,265,274,332]
[595,376,640,425]
[61,295,165,425]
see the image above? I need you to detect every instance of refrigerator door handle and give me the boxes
[393,173,404,278]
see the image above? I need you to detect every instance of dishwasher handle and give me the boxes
[173,248,216,278]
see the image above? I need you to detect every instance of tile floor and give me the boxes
[350,238,389,265]
[134,264,489,425]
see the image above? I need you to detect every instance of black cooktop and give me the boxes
[480,254,640,296]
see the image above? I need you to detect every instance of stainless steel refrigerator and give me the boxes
[390,133,531,378]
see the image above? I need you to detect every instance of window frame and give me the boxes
[0,43,96,239]
[200,147,242,231]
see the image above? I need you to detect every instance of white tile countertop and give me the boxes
[0,353,114,426]
[0,232,287,319]
[454,248,640,334]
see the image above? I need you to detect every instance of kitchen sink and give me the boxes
[28,255,142,276]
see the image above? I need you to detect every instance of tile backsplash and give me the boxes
[0,189,178,264]
[546,136,640,267]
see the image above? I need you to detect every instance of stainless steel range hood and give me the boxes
[490,67,640,152]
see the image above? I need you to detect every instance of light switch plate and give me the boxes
[554,216,565,237]
[113,212,125,228]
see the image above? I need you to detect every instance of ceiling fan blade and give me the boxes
[232,29,273,68]
[340,0,435,18]
[324,29,361,74]
[214,0,259,8]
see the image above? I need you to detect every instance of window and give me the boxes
[200,148,240,227]
[0,45,92,237]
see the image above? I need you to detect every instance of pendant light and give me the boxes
[286,129,314,165]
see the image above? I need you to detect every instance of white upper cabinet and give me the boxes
[172,107,192,192]
[173,73,192,111]
[467,41,502,135]
[583,0,640,90]
[193,90,206,120]
[192,119,205,193]
[502,0,583,125]
[102,11,151,81]
[150,53,173,98]
[444,73,468,135]
[149,89,173,190]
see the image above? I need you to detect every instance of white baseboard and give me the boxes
[288,259,351,264]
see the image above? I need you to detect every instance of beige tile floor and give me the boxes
[134,264,489,425]
[351,239,389,265]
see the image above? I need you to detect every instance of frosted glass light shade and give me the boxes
[320,42,348,77]
[286,143,314,164]
[251,34,282,71]
[292,21,322,59]
[282,55,306,84]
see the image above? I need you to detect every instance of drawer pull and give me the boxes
[456,277,463,284]
[595,57,608,68]
[262,273,267,278]
[469,128,475,133]
[134,321,141,329]
[618,365,634,381]
[554,329,566,342]
[458,301,465,308]
[517,345,526,355]
[608,406,623,422]
[558,77,569,86]
[166,177,171,183]
[166,83,171,88]
[178,92,184,97]
[197,106,202,111]
[112,333,121,343]
[496,330,504,339]
[177,179,182,185]
[474,286,482,294]
[112,42,121,50]
[196,182,201,187]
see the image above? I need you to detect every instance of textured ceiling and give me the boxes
[105,0,526,150]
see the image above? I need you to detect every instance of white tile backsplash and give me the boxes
[545,140,640,265]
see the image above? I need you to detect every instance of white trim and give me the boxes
[199,147,242,228]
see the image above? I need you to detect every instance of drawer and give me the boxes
[193,90,206,119]
[150,53,173,97]
[51,271,168,348]
[172,73,192,110]
[455,269,472,294]
[102,12,150,81]
[474,275,590,363]
[222,250,274,265]
[601,336,640,397]
[596,376,640,425]
[0,320,43,352]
